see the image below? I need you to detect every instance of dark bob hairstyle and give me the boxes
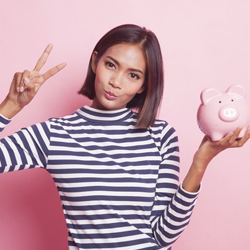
[78,24,164,128]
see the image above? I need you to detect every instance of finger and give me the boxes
[245,126,250,142]
[42,62,67,81]
[19,70,30,92]
[13,72,22,92]
[23,79,37,98]
[236,126,250,147]
[10,73,19,93]
[228,127,243,144]
[33,44,53,72]
[219,131,234,146]
[200,135,210,145]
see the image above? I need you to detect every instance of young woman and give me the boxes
[0,24,249,250]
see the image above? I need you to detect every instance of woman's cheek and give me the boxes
[125,82,144,96]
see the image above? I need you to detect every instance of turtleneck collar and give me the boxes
[76,105,134,124]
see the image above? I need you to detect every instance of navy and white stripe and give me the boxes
[0,106,199,250]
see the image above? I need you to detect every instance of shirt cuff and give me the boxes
[0,114,11,131]
[179,180,202,197]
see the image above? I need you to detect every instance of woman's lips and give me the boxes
[104,90,117,100]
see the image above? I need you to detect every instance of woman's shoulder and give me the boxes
[151,118,177,134]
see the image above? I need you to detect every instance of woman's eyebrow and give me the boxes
[106,56,119,66]
[106,56,144,75]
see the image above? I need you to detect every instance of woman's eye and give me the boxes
[130,73,140,80]
[105,62,115,68]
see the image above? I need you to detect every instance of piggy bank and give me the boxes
[197,85,250,141]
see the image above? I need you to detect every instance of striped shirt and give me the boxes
[0,106,199,250]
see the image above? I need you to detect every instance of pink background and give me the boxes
[1,1,250,249]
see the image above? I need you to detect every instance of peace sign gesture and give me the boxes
[0,44,66,119]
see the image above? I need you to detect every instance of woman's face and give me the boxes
[91,43,146,111]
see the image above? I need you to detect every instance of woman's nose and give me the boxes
[109,72,122,88]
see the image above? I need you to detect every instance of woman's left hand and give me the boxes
[182,126,250,192]
[194,126,250,167]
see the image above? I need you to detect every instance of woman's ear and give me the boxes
[91,51,98,74]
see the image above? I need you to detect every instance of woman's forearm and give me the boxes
[0,96,23,119]
[182,160,207,193]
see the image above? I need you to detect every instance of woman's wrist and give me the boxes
[0,96,23,119]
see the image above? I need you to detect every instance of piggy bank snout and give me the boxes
[218,104,239,122]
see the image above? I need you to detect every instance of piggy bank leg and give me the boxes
[210,132,225,142]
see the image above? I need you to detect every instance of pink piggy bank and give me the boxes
[197,85,250,141]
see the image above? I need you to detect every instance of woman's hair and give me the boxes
[78,24,164,128]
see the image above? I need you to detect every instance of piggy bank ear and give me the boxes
[200,88,221,105]
[226,85,246,98]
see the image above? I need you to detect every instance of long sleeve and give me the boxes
[150,122,199,248]
[0,114,50,172]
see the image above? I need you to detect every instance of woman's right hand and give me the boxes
[0,44,66,119]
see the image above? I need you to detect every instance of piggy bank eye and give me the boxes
[231,99,234,102]
[219,101,222,103]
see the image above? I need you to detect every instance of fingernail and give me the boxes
[24,77,30,84]
[20,86,24,92]
[17,87,20,92]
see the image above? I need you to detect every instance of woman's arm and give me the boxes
[182,126,250,192]
[0,44,66,119]
[0,44,66,172]
[0,121,51,172]
[151,122,199,248]
[151,123,249,248]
